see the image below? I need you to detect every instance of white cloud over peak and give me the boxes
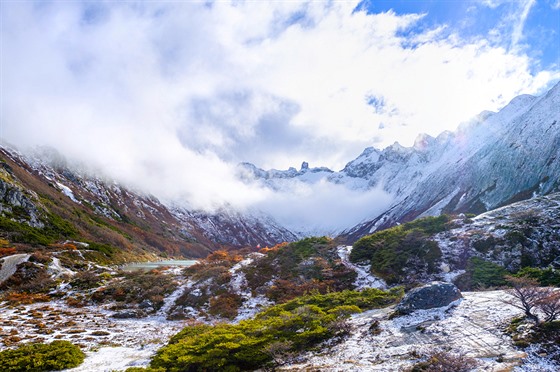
[1,0,558,230]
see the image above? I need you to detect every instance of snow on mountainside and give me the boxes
[239,82,560,241]
[343,83,560,241]
[0,145,295,257]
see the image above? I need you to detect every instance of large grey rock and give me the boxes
[396,282,462,315]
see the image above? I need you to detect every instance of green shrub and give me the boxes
[350,216,449,284]
[0,341,84,371]
[469,257,507,288]
[515,267,560,287]
[259,287,403,316]
[454,257,508,290]
[0,211,78,246]
[472,236,496,253]
[402,215,451,234]
[87,242,118,257]
[151,288,402,371]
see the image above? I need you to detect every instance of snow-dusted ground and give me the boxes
[66,346,158,372]
[229,253,274,322]
[337,245,387,289]
[0,300,186,371]
[282,290,541,371]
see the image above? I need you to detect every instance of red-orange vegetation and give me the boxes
[207,250,229,262]
[0,247,17,257]
[63,243,77,250]
[2,292,52,305]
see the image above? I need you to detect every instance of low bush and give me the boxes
[1,292,51,304]
[243,237,356,301]
[350,216,450,284]
[0,340,85,371]
[150,288,402,371]
[408,350,478,371]
[454,257,508,290]
[208,292,243,319]
[87,242,118,257]
[91,269,177,311]
[515,267,560,287]
[0,262,57,293]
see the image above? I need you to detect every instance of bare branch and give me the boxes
[503,276,544,323]
[537,289,560,322]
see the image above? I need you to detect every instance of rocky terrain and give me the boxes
[284,290,540,371]
[1,249,557,371]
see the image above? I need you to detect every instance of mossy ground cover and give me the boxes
[145,288,402,371]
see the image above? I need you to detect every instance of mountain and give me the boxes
[1,83,558,259]
[240,82,560,241]
[0,146,296,261]
[342,83,560,240]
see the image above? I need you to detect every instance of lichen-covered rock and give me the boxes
[0,179,44,228]
[396,281,462,314]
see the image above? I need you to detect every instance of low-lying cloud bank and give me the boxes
[253,180,393,235]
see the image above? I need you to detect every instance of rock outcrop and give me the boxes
[396,282,462,314]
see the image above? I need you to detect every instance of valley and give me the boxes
[0,84,559,371]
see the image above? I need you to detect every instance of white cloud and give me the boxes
[510,0,537,50]
[254,180,393,235]
[1,0,558,228]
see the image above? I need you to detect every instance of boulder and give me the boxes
[138,299,153,309]
[112,310,145,319]
[396,282,462,315]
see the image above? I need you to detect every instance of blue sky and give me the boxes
[362,0,559,70]
[1,0,559,215]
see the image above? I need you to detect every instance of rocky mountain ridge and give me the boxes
[240,82,560,241]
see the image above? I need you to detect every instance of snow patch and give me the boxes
[56,182,80,203]
[337,246,386,289]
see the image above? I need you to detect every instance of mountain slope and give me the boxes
[342,83,560,240]
[238,82,560,241]
[0,146,296,261]
[350,192,560,288]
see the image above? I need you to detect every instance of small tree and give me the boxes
[504,276,543,323]
[504,275,560,323]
